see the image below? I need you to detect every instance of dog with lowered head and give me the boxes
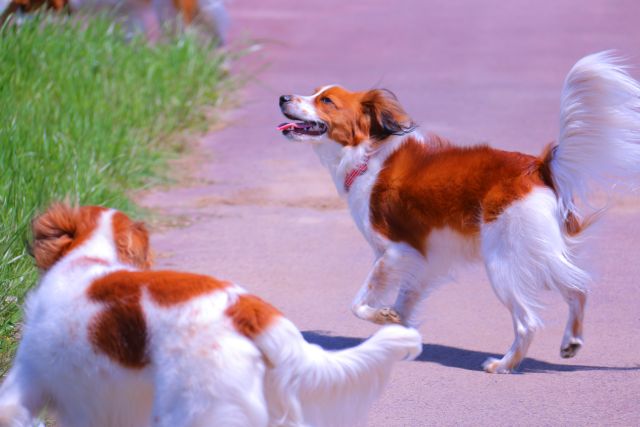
[0,203,421,427]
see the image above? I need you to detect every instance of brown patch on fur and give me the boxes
[31,204,152,270]
[145,272,229,306]
[225,294,282,339]
[369,259,388,290]
[7,0,65,10]
[30,204,106,270]
[112,212,153,270]
[1,0,68,27]
[89,279,148,369]
[537,142,557,192]
[571,292,586,337]
[539,142,594,236]
[311,86,415,146]
[370,136,547,254]
[88,270,229,368]
[171,0,198,24]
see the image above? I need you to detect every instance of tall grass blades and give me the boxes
[0,13,230,373]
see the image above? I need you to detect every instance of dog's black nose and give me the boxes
[279,95,292,106]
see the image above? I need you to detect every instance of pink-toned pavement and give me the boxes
[140,1,640,425]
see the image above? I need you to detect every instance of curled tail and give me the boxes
[254,319,422,427]
[547,50,640,223]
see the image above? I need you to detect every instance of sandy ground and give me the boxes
[140,1,640,425]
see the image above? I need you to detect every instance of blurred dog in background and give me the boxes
[0,0,229,44]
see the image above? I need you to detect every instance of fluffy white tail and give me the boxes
[551,50,640,219]
[255,320,422,427]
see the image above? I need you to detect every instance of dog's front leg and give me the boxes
[351,243,426,326]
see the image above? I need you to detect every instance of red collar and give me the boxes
[344,155,370,192]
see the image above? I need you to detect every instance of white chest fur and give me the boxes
[311,133,422,254]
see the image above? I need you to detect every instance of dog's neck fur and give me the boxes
[312,130,423,197]
[311,131,423,252]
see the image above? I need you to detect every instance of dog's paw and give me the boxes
[482,357,512,374]
[560,337,583,358]
[374,307,403,325]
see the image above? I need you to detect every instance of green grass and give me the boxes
[0,13,231,373]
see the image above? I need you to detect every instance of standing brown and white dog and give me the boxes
[278,51,640,373]
[0,203,422,427]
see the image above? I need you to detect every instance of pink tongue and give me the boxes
[277,122,302,131]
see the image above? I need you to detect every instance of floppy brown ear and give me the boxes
[362,89,416,140]
[113,213,153,270]
[127,221,153,270]
[30,203,79,270]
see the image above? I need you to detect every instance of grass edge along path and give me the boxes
[0,13,233,374]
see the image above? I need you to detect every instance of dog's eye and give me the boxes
[320,97,334,105]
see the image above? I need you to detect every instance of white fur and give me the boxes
[299,51,640,373]
[258,320,421,427]
[0,209,422,426]
[282,86,338,131]
[480,188,589,373]
[313,131,421,252]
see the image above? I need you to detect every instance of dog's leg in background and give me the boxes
[0,363,45,427]
[133,0,162,43]
[351,243,426,326]
[480,188,589,373]
[197,0,228,45]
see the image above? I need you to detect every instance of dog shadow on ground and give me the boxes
[302,331,640,374]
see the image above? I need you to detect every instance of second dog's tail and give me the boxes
[546,51,640,224]
[251,313,422,427]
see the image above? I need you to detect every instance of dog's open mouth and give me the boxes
[277,120,327,137]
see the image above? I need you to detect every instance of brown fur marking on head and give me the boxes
[112,212,152,270]
[361,89,416,141]
[311,86,370,146]
[311,86,415,146]
[30,203,106,270]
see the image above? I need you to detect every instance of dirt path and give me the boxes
[140,1,640,425]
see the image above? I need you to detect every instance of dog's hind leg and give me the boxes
[480,188,589,373]
[559,287,586,358]
[151,333,268,427]
[352,242,426,326]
